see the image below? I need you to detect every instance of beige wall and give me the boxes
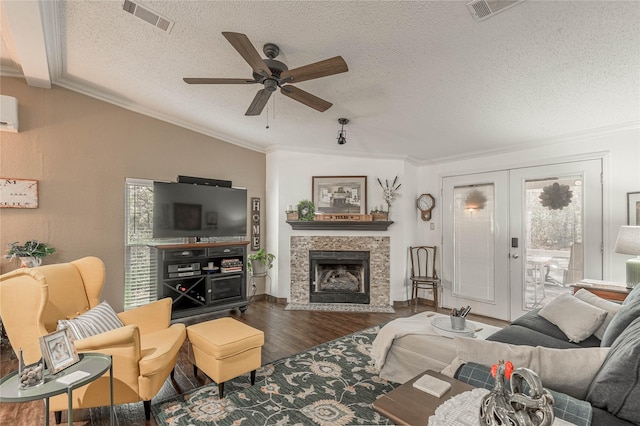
[0,77,266,311]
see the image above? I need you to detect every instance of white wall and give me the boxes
[417,128,640,283]
[265,128,638,306]
[266,150,419,304]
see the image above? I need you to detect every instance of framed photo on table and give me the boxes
[39,329,80,374]
[628,192,640,225]
[312,176,367,215]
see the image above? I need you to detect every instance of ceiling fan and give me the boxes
[183,32,348,116]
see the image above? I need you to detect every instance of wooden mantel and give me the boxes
[286,220,394,231]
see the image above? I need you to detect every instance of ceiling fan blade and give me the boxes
[222,32,272,77]
[183,78,257,84]
[281,85,332,112]
[245,89,273,116]
[281,56,348,84]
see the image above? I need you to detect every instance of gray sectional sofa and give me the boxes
[453,285,640,426]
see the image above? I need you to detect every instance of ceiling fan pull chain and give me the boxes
[265,103,269,129]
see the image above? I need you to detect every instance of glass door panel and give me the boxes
[523,177,583,309]
[510,159,602,319]
[453,184,496,301]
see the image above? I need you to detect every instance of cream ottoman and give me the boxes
[187,317,264,398]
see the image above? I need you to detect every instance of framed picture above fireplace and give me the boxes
[313,176,367,215]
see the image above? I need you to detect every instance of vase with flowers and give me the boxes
[377,176,401,219]
[3,240,56,268]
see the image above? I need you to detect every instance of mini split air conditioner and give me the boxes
[0,95,19,132]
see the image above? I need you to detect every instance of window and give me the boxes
[124,178,182,310]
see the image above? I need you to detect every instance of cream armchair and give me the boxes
[0,256,186,421]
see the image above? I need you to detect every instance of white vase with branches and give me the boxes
[377,176,401,218]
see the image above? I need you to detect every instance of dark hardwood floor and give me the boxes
[0,300,507,425]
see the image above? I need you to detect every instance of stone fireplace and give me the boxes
[290,236,390,306]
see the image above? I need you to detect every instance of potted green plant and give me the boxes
[297,200,315,221]
[3,240,56,268]
[247,248,275,277]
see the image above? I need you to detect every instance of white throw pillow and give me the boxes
[57,301,124,340]
[441,337,609,400]
[573,288,622,340]
[538,293,606,342]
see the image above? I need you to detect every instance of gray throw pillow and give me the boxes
[57,301,124,340]
[586,316,640,424]
[600,298,640,347]
[574,289,622,340]
[622,284,640,306]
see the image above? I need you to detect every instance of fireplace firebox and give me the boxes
[309,250,370,304]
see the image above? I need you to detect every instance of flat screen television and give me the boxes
[153,181,247,239]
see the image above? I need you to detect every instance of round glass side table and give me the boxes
[0,352,113,425]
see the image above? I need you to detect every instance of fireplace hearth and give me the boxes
[310,250,370,304]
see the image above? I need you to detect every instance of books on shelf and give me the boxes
[220,258,243,273]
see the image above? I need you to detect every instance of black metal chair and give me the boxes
[409,246,440,308]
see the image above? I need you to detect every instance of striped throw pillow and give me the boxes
[57,301,124,340]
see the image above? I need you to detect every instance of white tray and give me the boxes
[431,317,476,337]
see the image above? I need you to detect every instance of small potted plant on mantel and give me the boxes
[3,240,56,268]
[247,248,275,277]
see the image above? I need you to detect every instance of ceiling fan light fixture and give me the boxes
[264,79,278,92]
[337,118,349,145]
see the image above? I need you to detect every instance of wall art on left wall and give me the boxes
[0,178,38,208]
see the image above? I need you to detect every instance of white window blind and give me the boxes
[124,178,182,310]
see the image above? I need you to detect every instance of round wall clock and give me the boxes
[416,193,435,221]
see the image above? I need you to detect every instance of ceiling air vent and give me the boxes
[122,0,174,33]
[467,0,524,22]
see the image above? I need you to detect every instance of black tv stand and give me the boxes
[154,241,249,319]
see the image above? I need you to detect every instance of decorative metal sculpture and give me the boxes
[480,360,555,426]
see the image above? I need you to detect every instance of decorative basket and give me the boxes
[372,213,389,221]
[286,212,299,221]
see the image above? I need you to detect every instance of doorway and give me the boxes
[442,159,602,321]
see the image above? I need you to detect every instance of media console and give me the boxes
[154,241,249,319]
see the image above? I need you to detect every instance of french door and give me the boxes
[442,160,602,321]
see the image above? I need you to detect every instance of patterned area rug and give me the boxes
[284,303,395,313]
[152,326,396,425]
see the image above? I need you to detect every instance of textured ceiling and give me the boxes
[1,1,639,162]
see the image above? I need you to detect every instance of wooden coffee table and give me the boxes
[373,370,473,425]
